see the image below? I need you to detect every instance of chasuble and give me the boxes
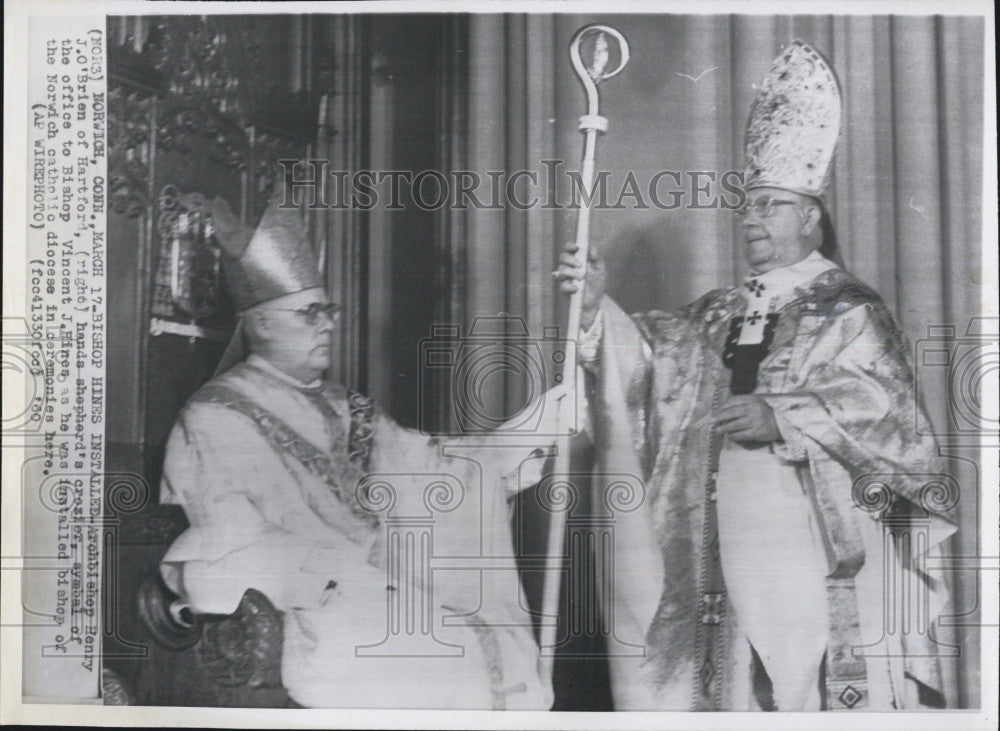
[586,256,956,710]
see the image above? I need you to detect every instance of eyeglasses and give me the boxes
[734,197,799,219]
[266,302,341,326]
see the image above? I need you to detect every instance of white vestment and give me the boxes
[160,356,561,709]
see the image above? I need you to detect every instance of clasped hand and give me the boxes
[713,395,781,443]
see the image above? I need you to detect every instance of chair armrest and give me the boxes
[197,588,284,690]
[137,572,201,650]
[138,571,285,691]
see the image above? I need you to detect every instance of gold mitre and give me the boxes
[744,40,842,198]
[210,196,322,311]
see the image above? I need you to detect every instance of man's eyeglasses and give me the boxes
[267,302,341,326]
[734,197,799,219]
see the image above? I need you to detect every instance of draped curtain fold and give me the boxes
[461,15,561,418]
[447,12,984,708]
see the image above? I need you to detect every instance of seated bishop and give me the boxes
[159,196,566,709]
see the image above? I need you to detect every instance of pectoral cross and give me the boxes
[745,279,765,297]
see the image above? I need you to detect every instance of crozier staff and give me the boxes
[541,24,664,690]
[557,40,956,711]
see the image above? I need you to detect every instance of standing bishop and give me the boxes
[557,40,957,711]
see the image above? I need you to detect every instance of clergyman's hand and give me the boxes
[553,241,606,332]
[713,395,781,443]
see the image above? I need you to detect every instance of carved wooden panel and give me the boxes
[106,15,329,490]
[103,17,333,703]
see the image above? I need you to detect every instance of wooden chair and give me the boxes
[102,502,296,708]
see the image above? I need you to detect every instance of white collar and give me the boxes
[735,251,839,347]
[246,353,323,389]
[741,250,839,304]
